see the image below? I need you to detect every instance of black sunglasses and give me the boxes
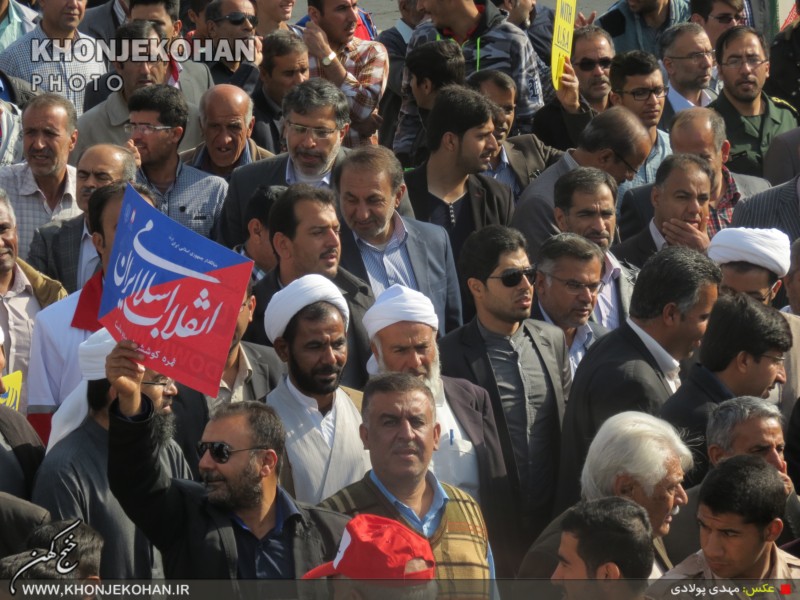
[487,267,535,287]
[214,12,258,26]
[574,58,613,72]
[197,441,268,464]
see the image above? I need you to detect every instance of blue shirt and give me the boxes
[617,129,672,210]
[232,486,301,579]
[485,145,520,201]
[369,470,496,578]
[354,213,418,297]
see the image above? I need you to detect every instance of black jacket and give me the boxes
[250,86,283,155]
[108,398,348,584]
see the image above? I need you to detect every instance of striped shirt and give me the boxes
[0,26,108,116]
[308,36,388,147]
[353,213,417,296]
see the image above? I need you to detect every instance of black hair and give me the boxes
[129,0,180,22]
[609,50,661,93]
[282,78,350,129]
[405,40,465,91]
[261,30,308,73]
[268,184,336,248]
[26,520,104,579]
[715,25,768,63]
[458,225,528,284]
[128,84,189,144]
[426,85,494,152]
[211,401,286,475]
[691,0,743,18]
[465,69,516,95]
[333,145,404,195]
[554,167,618,212]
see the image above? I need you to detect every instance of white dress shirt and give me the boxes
[626,317,681,393]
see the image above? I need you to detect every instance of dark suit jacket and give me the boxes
[78,0,119,43]
[171,342,284,479]
[610,226,658,270]
[0,405,45,499]
[658,98,677,132]
[27,214,85,294]
[404,166,515,229]
[83,59,214,113]
[732,176,800,243]
[503,135,564,192]
[438,318,571,565]
[618,173,771,241]
[339,217,462,334]
[219,150,415,248]
[530,300,610,348]
[440,375,515,577]
[660,363,735,488]
[250,86,283,155]
[531,97,595,151]
[244,267,374,389]
[554,321,674,514]
[0,492,50,559]
[764,127,800,185]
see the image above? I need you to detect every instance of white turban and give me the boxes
[363,285,439,340]
[47,328,117,453]
[264,274,349,343]
[708,228,791,277]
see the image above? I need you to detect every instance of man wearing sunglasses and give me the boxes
[533,234,610,376]
[205,0,260,91]
[689,0,745,47]
[708,26,798,178]
[596,0,690,56]
[107,348,349,579]
[439,225,572,570]
[555,246,720,513]
[532,26,615,152]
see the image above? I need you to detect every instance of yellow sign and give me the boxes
[551,0,577,90]
[0,370,22,411]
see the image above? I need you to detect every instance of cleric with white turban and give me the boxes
[47,328,118,452]
[708,228,791,277]
[264,274,350,343]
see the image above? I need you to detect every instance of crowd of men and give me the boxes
[5,0,800,590]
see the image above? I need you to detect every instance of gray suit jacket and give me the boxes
[78,0,119,43]
[71,91,204,164]
[732,176,800,242]
[764,127,800,186]
[510,153,575,261]
[338,217,462,334]
[0,492,50,559]
[27,214,85,294]
[619,172,771,240]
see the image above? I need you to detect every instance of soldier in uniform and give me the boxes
[764,0,800,113]
[709,26,798,178]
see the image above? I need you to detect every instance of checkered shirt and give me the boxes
[707,166,740,238]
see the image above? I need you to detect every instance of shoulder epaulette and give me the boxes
[771,95,799,116]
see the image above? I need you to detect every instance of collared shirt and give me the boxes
[0,263,41,413]
[485,145,520,200]
[369,469,448,537]
[0,0,37,55]
[308,36,388,147]
[626,316,681,393]
[234,244,267,283]
[353,213,417,297]
[112,0,127,28]
[0,163,81,261]
[204,346,254,413]
[594,252,623,330]
[649,218,669,251]
[136,161,228,238]
[393,18,414,44]
[707,166,741,237]
[284,159,333,188]
[0,26,107,116]
[284,376,338,448]
[77,221,99,290]
[192,140,253,181]
[538,302,595,375]
[232,486,301,579]
[617,129,672,204]
[666,85,715,113]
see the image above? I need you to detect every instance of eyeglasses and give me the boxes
[666,50,715,64]
[124,123,174,135]
[542,272,605,296]
[285,120,338,140]
[719,56,768,69]
[213,12,258,26]
[760,353,786,364]
[613,150,639,175]
[574,57,613,72]
[142,377,175,388]
[708,12,744,23]
[614,86,669,101]
[197,441,269,464]
[487,267,535,287]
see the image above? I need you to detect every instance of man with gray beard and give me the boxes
[33,329,191,580]
[362,284,517,576]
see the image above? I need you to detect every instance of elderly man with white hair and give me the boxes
[362,284,516,576]
[264,274,370,505]
[707,227,800,424]
[518,411,692,580]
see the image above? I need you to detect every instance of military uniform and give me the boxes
[764,21,800,113]
[649,546,800,599]
[709,91,798,178]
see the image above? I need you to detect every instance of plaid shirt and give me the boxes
[0,26,107,116]
[308,37,388,147]
[0,163,81,261]
[707,166,740,238]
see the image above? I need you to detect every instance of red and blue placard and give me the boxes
[99,184,253,396]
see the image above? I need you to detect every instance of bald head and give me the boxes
[577,106,652,184]
[76,144,137,211]
[198,84,256,174]
[669,107,729,185]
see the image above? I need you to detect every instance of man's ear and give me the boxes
[707,444,726,467]
[272,231,291,259]
[273,336,290,363]
[720,139,731,164]
[359,422,369,448]
[764,517,784,543]
[595,562,622,580]
[308,5,322,23]
[394,183,406,209]
[91,231,104,256]
[613,473,637,498]
[609,91,621,106]
[662,301,680,327]
[554,206,567,231]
